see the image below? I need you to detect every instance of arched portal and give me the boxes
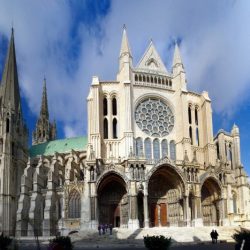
[98,173,128,227]
[201,178,221,226]
[148,165,184,227]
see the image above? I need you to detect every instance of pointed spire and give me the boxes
[40,77,49,119]
[172,42,184,68]
[120,25,132,57]
[1,28,21,112]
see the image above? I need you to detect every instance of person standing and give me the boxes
[210,230,215,243]
[98,225,101,235]
[109,224,113,235]
[214,230,219,243]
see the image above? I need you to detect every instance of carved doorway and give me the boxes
[148,165,184,227]
[98,173,128,227]
[201,178,221,226]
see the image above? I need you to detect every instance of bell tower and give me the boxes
[0,29,28,235]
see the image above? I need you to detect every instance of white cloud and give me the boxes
[0,0,250,138]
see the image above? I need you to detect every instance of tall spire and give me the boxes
[40,77,49,119]
[1,28,21,112]
[32,78,56,145]
[119,25,132,57]
[172,42,184,69]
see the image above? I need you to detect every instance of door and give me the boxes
[150,203,158,227]
[160,203,167,226]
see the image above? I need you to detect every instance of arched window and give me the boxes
[135,74,138,81]
[195,108,198,125]
[228,144,232,161]
[196,128,199,146]
[154,77,157,83]
[103,97,108,116]
[188,106,192,124]
[112,118,117,139]
[139,75,142,81]
[232,192,237,214]
[170,140,176,160]
[68,190,81,218]
[153,139,160,160]
[136,137,143,157]
[216,142,220,159]
[6,118,10,133]
[103,118,108,139]
[143,75,146,82]
[144,138,152,160]
[112,97,117,115]
[189,126,193,145]
[147,76,149,82]
[169,80,172,87]
[161,139,168,157]
[150,76,153,83]
[158,78,161,84]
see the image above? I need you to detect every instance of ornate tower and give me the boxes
[32,78,56,145]
[0,29,28,235]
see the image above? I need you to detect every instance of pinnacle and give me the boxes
[172,42,183,68]
[120,25,132,57]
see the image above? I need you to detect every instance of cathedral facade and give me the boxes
[0,28,250,236]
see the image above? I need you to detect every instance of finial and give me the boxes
[11,21,14,34]
[123,24,126,30]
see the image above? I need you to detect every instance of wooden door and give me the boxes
[150,203,158,227]
[160,203,167,226]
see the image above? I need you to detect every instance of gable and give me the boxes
[136,41,168,74]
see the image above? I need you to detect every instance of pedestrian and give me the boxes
[214,230,219,243]
[102,224,105,235]
[105,223,108,233]
[210,230,215,243]
[109,224,113,235]
[98,225,101,235]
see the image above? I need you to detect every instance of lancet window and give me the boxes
[170,140,176,160]
[68,189,81,218]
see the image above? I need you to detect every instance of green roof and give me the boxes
[29,136,88,158]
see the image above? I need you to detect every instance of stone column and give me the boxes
[221,198,229,226]
[143,195,149,228]
[183,195,189,226]
[192,196,203,227]
[128,195,139,229]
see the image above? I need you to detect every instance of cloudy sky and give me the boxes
[0,0,250,173]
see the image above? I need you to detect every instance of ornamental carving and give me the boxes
[135,98,174,137]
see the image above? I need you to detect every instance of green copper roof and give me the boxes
[29,136,88,158]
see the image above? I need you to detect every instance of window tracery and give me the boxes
[135,98,174,137]
[68,189,81,218]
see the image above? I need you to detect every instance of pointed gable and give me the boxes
[136,41,168,74]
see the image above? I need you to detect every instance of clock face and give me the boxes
[135,98,174,137]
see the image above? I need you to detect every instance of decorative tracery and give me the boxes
[135,98,174,137]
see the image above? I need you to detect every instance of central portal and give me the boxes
[148,165,184,227]
[98,173,128,227]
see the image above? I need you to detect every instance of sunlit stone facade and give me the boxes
[0,28,250,236]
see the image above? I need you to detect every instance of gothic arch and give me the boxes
[146,163,187,192]
[200,174,223,197]
[96,169,129,193]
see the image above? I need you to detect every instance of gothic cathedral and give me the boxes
[0,28,249,236]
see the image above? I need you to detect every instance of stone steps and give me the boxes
[70,226,242,246]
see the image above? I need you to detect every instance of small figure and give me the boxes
[105,223,108,233]
[214,230,219,243]
[98,225,101,235]
[102,224,105,235]
[210,230,215,243]
[109,224,113,235]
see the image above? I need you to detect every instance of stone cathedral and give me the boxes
[0,28,249,237]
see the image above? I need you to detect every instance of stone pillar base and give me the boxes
[192,218,203,227]
[144,219,149,228]
[88,220,98,229]
[222,218,230,226]
[128,219,139,229]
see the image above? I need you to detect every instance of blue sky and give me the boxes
[0,0,250,174]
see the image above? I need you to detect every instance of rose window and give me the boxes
[135,98,174,137]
